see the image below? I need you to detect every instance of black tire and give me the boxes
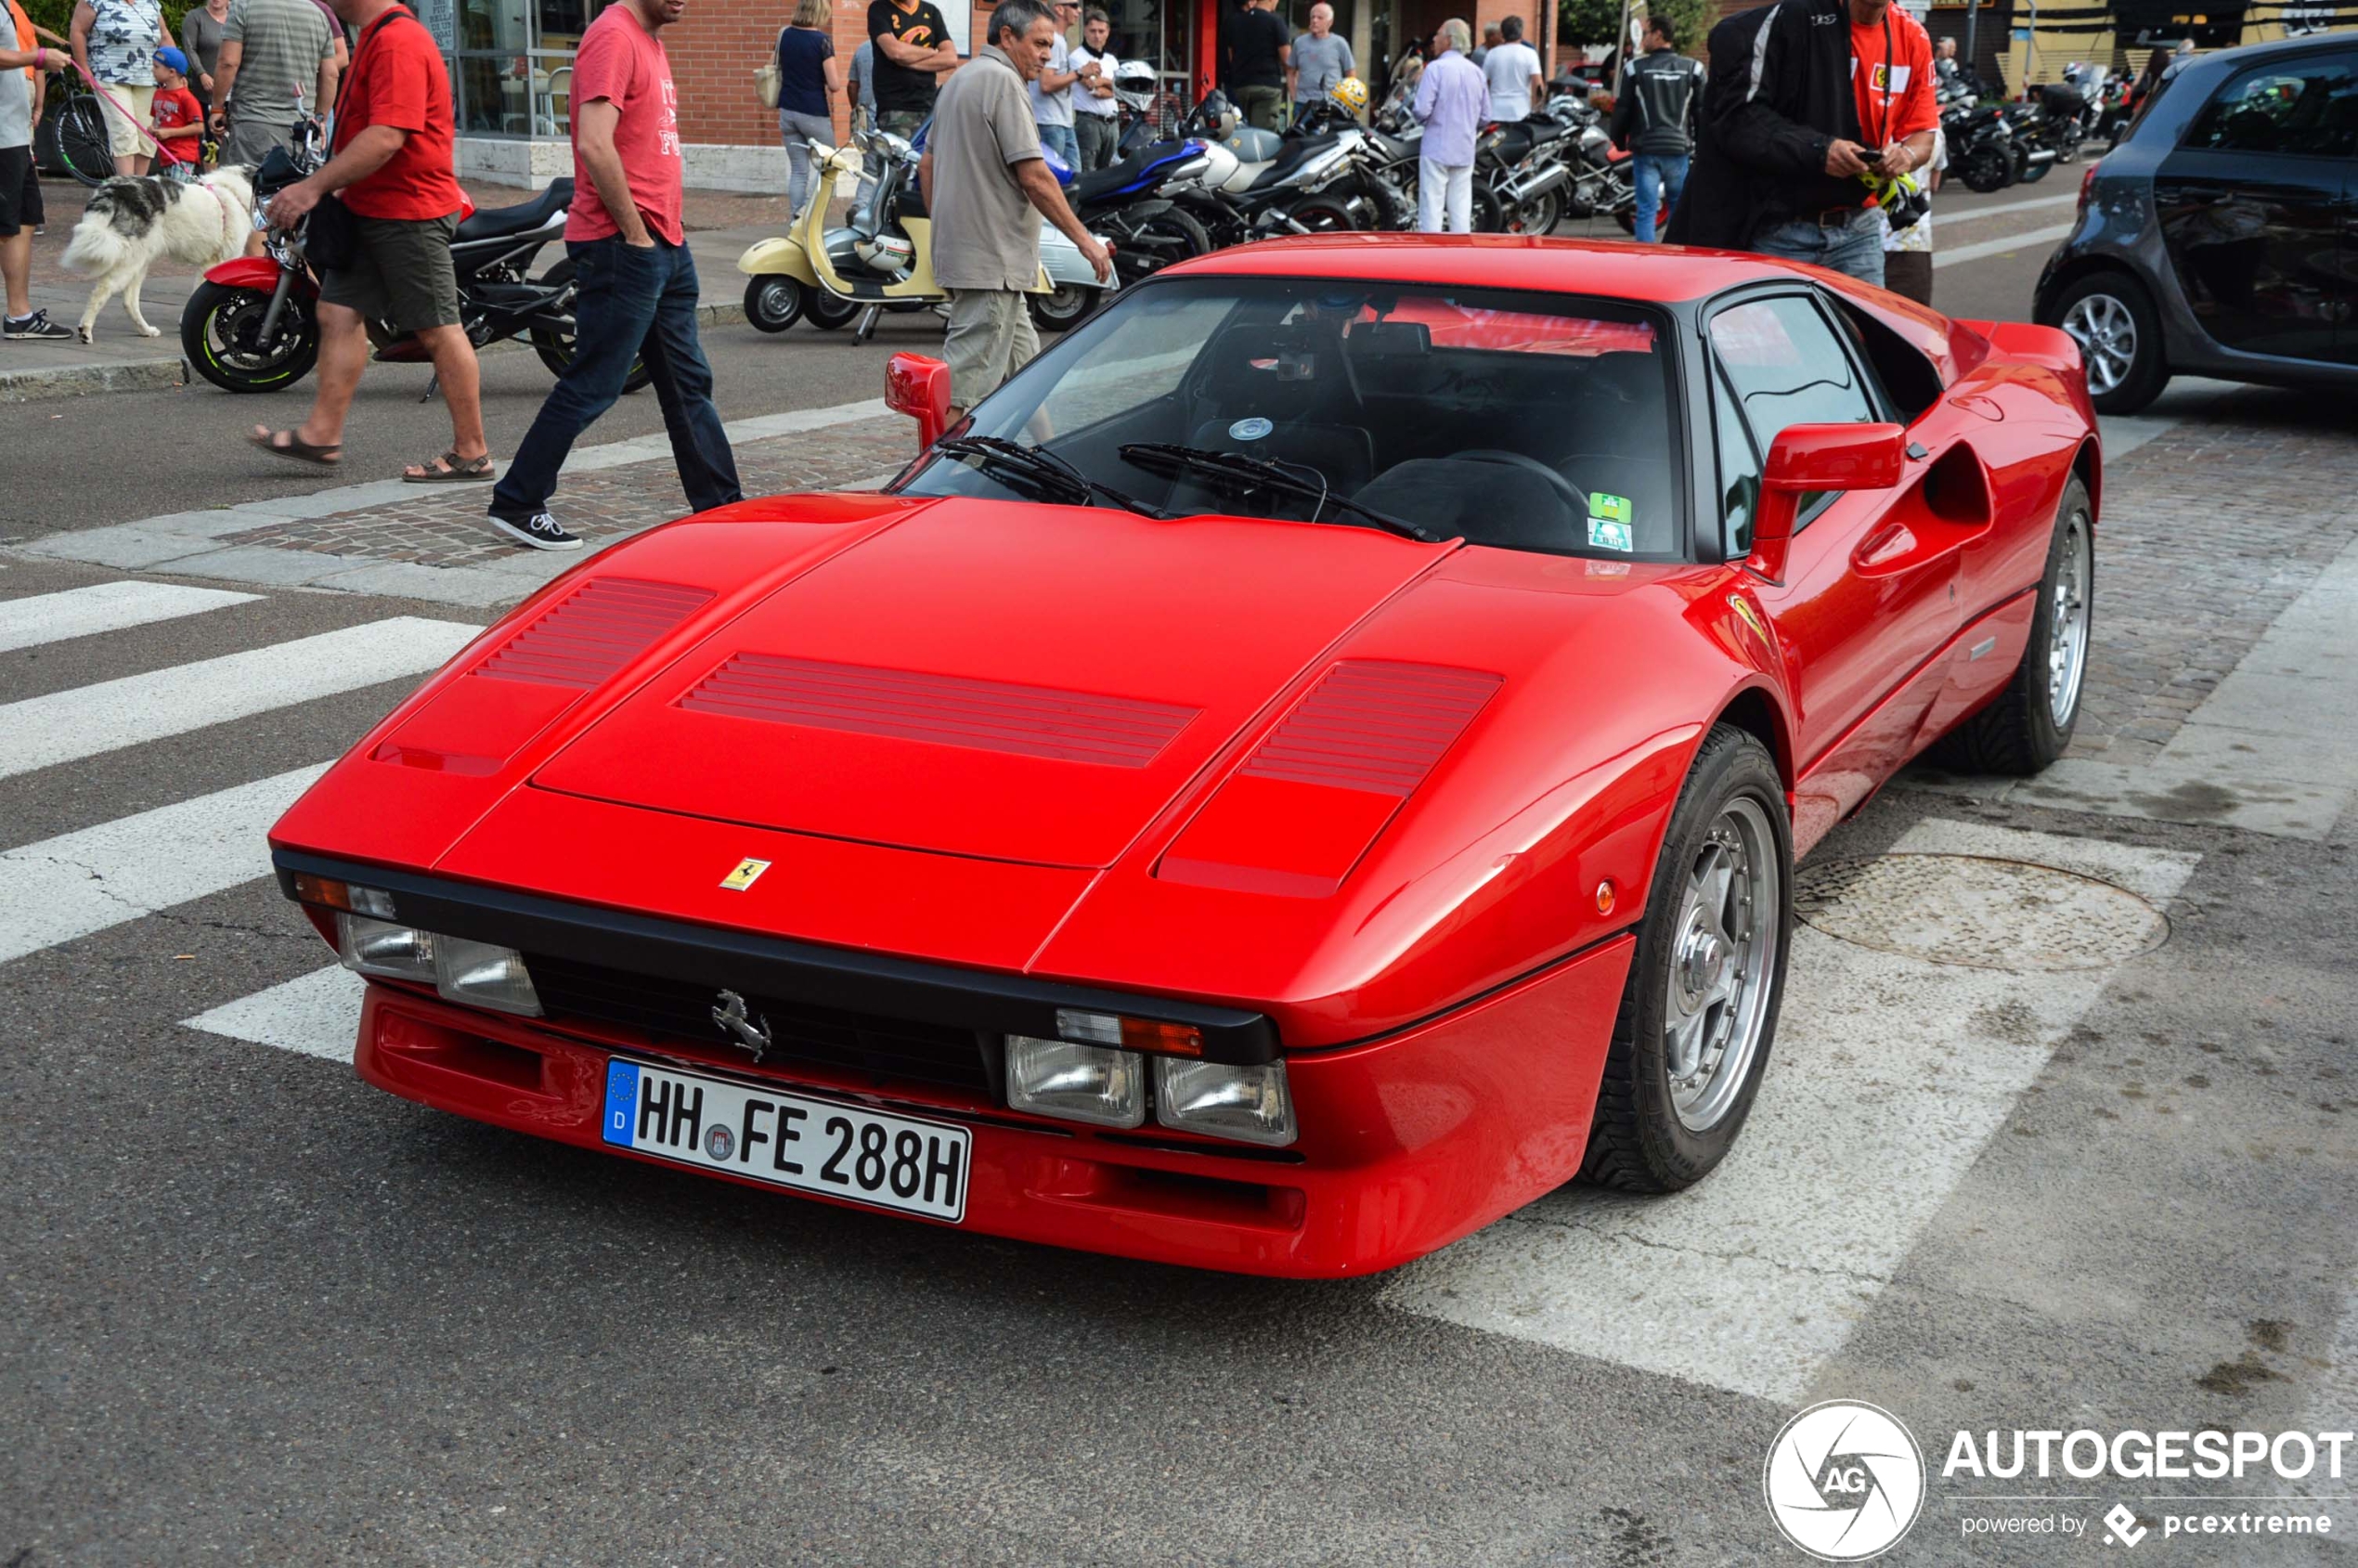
[1927,478,2093,776]
[1961,142,2012,193]
[1471,182,1505,233]
[2015,145,2053,183]
[180,279,318,393]
[2046,270,2169,415]
[743,274,805,333]
[529,256,654,394]
[806,291,862,330]
[55,97,114,188]
[1288,196,1359,233]
[1580,725,1794,1195]
[1613,204,1638,235]
[1028,280,1096,332]
[1113,205,1214,285]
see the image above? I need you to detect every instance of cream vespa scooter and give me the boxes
[738,126,1116,339]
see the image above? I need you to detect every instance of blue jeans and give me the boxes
[1751,207,1885,286]
[1036,122,1079,171]
[1632,152,1686,243]
[492,236,744,521]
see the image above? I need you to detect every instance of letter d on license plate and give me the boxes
[602,1060,968,1222]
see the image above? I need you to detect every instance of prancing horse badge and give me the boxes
[719,857,771,891]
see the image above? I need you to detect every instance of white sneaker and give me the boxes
[487,512,584,551]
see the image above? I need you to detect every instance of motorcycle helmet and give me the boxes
[1327,76,1369,116]
[1114,60,1159,94]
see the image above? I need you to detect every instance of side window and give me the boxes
[1714,366,1761,559]
[2183,53,2358,157]
[1709,295,1875,527]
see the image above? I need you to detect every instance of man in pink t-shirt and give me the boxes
[486,0,740,551]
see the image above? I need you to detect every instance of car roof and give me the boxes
[1166,233,1844,305]
[1161,232,1979,386]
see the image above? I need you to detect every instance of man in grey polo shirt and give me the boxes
[918,0,1109,418]
[210,0,338,165]
[1287,2,1354,121]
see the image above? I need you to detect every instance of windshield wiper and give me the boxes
[1116,443,1442,542]
[933,435,1164,519]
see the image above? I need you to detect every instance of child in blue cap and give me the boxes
[150,46,206,172]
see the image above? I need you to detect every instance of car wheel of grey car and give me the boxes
[1580,724,1792,1195]
[1929,477,2093,776]
[2053,273,2169,414]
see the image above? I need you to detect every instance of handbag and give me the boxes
[304,191,359,270]
[756,28,785,109]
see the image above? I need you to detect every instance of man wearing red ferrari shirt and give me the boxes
[486,0,742,551]
[1668,0,1936,287]
[251,0,492,482]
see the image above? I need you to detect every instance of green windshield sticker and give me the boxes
[1588,492,1632,525]
[1588,517,1635,552]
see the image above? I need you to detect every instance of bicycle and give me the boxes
[32,69,117,188]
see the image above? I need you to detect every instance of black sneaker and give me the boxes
[487,511,584,551]
[5,310,73,341]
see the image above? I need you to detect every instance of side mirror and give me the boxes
[885,352,952,450]
[1746,421,1906,583]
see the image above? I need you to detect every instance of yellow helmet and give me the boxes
[1327,76,1369,115]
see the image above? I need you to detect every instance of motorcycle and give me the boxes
[737,126,1117,339]
[1944,87,2017,193]
[179,143,640,395]
[1060,136,1223,287]
[1538,93,1635,230]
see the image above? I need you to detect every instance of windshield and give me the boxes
[896,278,1681,559]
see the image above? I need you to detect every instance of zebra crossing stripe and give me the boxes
[1380,819,2201,1403]
[0,763,329,966]
[0,581,259,654]
[0,617,479,782]
[183,965,364,1063]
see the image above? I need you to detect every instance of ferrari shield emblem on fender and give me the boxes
[719,857,771,891]
[710,990,774,1061]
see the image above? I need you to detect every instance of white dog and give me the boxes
[59,168,254,344]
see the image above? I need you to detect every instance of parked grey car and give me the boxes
[2033,36,2358,414]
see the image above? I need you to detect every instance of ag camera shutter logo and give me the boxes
[1763,1401,1926,1561]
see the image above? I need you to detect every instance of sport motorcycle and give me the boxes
[179,145,641,395]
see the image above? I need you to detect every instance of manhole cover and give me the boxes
[1794,853,2170,972]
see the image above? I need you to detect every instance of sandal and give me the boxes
[249,427,343,467]
[402,450,498,484]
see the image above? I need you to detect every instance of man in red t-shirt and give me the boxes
[248,0,494,484]
[486,0,742,552]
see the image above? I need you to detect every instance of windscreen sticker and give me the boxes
[1587,492,1634,552]
[1228,417,1273,442]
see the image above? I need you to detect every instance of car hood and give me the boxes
[529,499,1452,869]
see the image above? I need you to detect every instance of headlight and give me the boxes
[336,912,435,979]
[1005,1035,1145,1127]
[1156,1058,1296,1147]
[433,936,542,1017]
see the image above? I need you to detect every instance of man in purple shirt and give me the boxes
[1412,18,1487,232]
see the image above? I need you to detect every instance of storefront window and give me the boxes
[446,0,601,137]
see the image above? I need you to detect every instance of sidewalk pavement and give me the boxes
[2,175,805,402]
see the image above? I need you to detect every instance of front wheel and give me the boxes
[1581,724,1792,1194]
[743,274,805,333]
[54,97,113,187]
[2051,271,2168,414]
[1929,479,2093,777]
[180,279,319,393]
[529,255,654,393]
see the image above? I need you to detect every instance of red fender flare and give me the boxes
[201,257,314,295]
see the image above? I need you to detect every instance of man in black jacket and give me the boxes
[1665,0,1936,285]
[1609,14,1704,241]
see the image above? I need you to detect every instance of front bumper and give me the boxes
[351,935,1631,1278]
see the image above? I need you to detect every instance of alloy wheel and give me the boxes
[2060,292,2137,396]
[2048,508,2092,727]
[1664,796,1781,1133]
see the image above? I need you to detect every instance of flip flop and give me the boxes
[249,427,343,466]
[402,450,498,484]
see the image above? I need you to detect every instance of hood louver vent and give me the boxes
[1238,661,1504,797]
[474,578,716,691]
[678,654,1200,768]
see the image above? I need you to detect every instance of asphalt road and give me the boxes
[9,190,2355,1567]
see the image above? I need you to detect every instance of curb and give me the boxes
[0,355,188,402]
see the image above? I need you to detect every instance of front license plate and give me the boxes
[601,1059,968,1223]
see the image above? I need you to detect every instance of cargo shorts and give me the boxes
[318,213,464,334]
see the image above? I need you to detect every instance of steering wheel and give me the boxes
[1457,448,1589,513]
